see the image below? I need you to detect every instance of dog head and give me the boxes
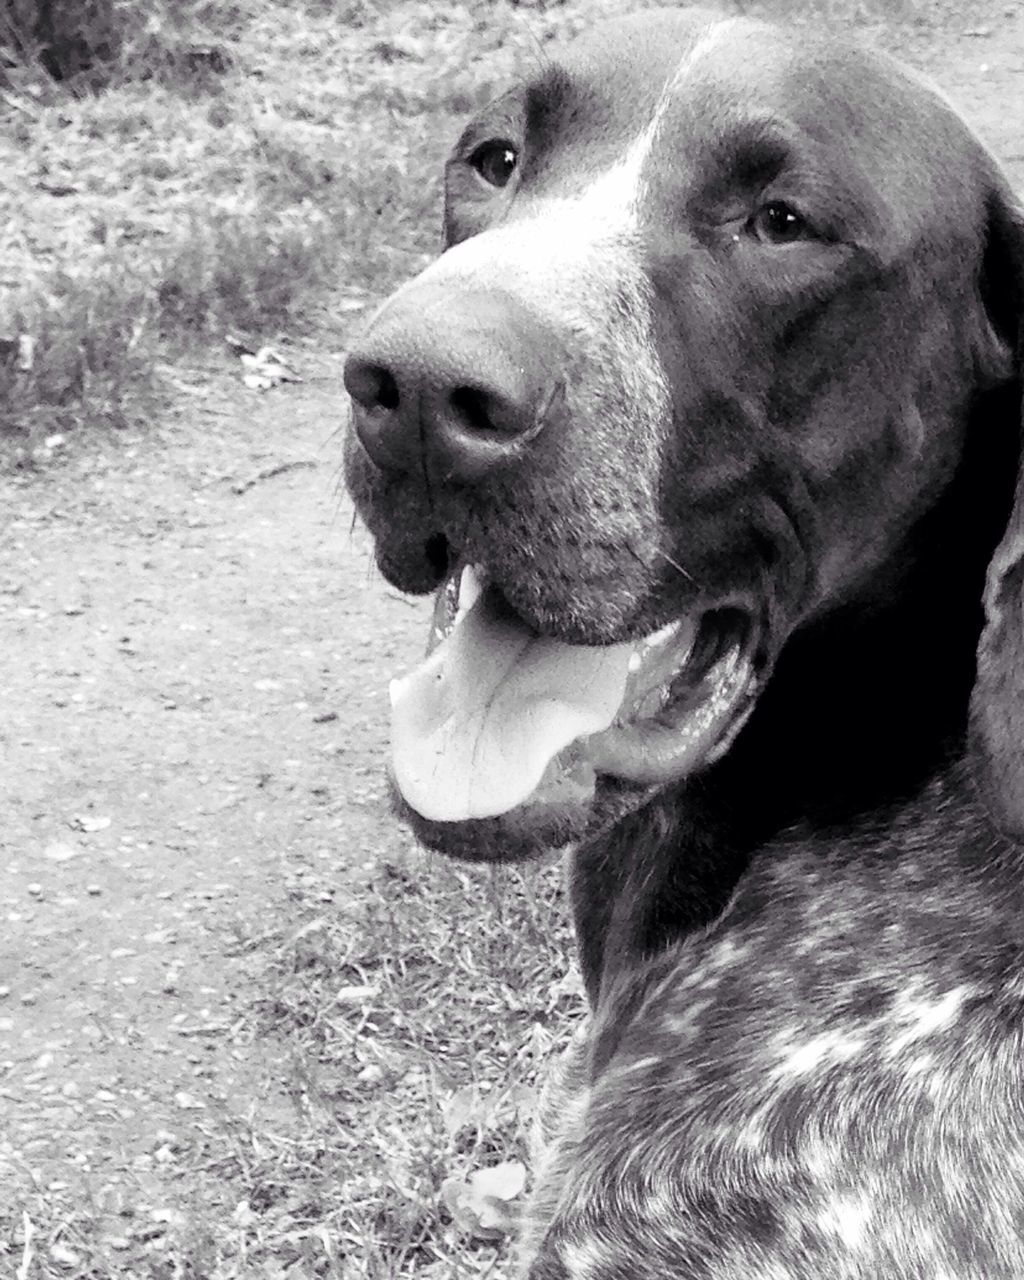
[344,10,1024,861]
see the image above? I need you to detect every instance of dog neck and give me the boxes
[572,380,1022,1003]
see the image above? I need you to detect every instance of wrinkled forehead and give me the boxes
[538,11,800,151]
[512,10,982,230]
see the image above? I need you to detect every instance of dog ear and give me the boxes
[969,185,1024,837]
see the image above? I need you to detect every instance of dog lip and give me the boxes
[433,559,676,650]
[584,611,758,785]
[395,565,756,821]
[434,559,754,728]
[394,575,637,822]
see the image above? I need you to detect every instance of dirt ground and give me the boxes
[0,341,439,1257]
[1,7,1023,1275]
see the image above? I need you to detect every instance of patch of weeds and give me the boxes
[118,5,238,97]
[298,0,376,22]
[156,208,338,338]
[249,118,350,207]
[0,843,580,1277]
[218,845,581,1277]
[1,0,238,95]
[0,205,347,452]
[0,258,157,443]
[1,0,120,87]
[218,114,448,301]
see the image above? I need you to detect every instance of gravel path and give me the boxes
[0,347,427,1238]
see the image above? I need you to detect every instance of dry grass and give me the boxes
[0,0,987,454]
[255,847,580,1278]
[0,260,155,437]
[2,841,582,1278]
[0,0,486,452]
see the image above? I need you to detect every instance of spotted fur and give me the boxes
[527,774,1024,1278]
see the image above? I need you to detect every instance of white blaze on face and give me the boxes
[371,17,743,462]
[376,24,744,436]
[382,122,672,456]
[386,20,746,826]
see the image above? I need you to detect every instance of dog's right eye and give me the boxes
[469,140,518,189]
[749,201,812,245]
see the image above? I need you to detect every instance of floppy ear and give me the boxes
[969,185,1024,838]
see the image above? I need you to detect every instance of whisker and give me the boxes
[507,9,553,74]
[659,548,700,588]
[537,379,566,429]
[627,540,701,588]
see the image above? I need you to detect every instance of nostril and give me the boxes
[377,369,400,411]
[449,385,497,435]
[344,358,401,413]
[424,532,450,579]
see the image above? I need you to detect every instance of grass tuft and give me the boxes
[0,0,466,454]
[0,846,582,1277]
[248,844,582,1278]
[0,0,239,93]
[155,208,337,337]
[0,259,156,441]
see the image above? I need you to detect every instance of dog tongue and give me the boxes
[390,587,633,822]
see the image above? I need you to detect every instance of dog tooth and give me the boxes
[641,621,682,651]
[630,621,683,673]
[455,564,485,623]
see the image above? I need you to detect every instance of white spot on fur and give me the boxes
[817,1195,873,1250]
[613,1053,662,1077]
[662,996,714,1040]
[562,1235,608,1280]
[640,1182,677,1222]
[886,987,968,1058]
[773,1031,866,1077]
[734,1117,766,1153]
[803,1135,838,1179]
[707,936,749,969]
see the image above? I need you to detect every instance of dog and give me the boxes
[344,7,1024,1276]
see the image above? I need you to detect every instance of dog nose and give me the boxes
[344,289,559,482]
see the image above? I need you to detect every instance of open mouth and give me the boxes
[389,564,760,826]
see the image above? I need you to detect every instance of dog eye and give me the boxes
[469,140,518,189]
[749,201,810,245]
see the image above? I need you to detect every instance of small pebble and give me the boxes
[49,1243,81,1267]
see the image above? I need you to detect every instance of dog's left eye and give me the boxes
[469,140,518,189]
[749,201,810,244]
